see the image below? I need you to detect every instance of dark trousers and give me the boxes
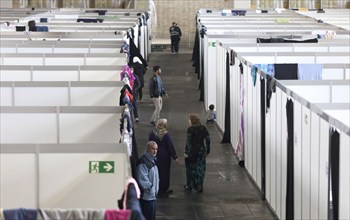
[184,158,192,187]
[132,91,139,118]
[170,38,179,53]
[140,199,156,220]
[138,87,143,100]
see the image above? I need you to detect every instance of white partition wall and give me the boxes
[215,42,349,219]
[339,131,350,219]
[1,143,130,209]
[215,44,226,132]
[0,151,37,208]
[0,65,124,82]
[199,8,350,220]
[0,7,148,211]
[200,38,350,112]
[0,81,124,107]
[0,53,127,66]
[0,106,123,144]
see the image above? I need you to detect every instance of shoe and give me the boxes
[167,189,173,194]
[184,185,192,191]
[150,121,155,125]
[172,52,175,54]
[135,118,139,123]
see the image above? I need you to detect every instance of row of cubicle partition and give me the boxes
[197,8,350,220]
[0,8,151,210]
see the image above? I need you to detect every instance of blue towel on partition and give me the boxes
[254,64,275,77]
[297,64,323,80]
[36,26,48,32]
[251,65,258,87]
[3,208,37,220]
[232,10,246,16]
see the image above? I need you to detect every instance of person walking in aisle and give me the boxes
[149,118,179,197]
[149,65,167,125]
[169,22,182,54]
[184,114,210,193]
[136,141,159,220]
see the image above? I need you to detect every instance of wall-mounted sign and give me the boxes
[89,161,115,173]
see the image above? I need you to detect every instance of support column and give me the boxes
[89,0,95,8]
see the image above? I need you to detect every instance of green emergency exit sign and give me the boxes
[89,161,115,173]
[209,42,216,47]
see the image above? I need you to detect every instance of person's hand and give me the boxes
[175,158,179,165]
[164,93,169,98]
[184,153,188,158]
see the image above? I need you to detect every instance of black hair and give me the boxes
[153,65,161,72]
[209,104,215,110]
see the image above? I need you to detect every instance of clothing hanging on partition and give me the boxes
[130,128,139,178]
[266,74,276,111]
[39,209,105,220]
[235,62,244,166]
[257,37,318,43]
[137,18,142,50]
[117,178,145,220]
[77,18,104,23]
[128,36,148,68]
[3,208,37,220]
[198,27,205,101]
[199,70,204,101]
[297,64,323,80]
[274,64,298,80]
[260,77,266,199]
[251,65,258,87]
[254,64,274,77]
[221,52,231,144]
[105,209,130,220]
[329,128,340,220]
[286,98,294,220]
[192,28,200,75]
[2,208,142,220]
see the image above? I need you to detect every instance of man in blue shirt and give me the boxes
[136,141,159,220]
[149,66,168,125]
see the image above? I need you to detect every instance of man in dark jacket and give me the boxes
[149,66,167,125]
[169,22,182,54]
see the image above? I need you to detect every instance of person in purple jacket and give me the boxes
[149,118,179,197]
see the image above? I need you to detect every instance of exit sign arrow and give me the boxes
[103,163,113,172]
[89,161,115,173]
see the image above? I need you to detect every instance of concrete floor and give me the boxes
[133,51,277,220]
